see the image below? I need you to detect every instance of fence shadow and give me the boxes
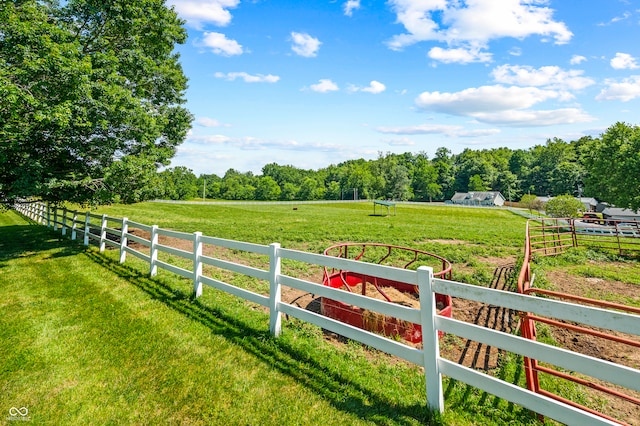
[83,250,440,425]
[0,223,84,264]
[455,265,518,371]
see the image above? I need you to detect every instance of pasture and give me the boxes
[2,201,638,424]
[96,201,527,283]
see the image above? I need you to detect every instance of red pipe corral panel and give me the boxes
[320,247,453,344]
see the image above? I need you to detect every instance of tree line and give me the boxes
[155,122,639,211]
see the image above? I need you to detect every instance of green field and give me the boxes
[0,202,553,425]
[95,201,527,283]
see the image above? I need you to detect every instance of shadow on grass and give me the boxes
[0,223,84,264]
[443,360,526,419]
[84,250,441,426]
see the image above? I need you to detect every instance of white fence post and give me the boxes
[418,266,444,413]
[193,232,203,298]
[269,243,282,337]
[46,203,51,228]
[61,208,67,236]
[53,206,58,231]
[99,214,107,252]
[149,225,159,277]
[119,217,128,264]
[71,211,78,241]
[83,212,90,246]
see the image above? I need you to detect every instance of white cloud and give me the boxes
[471,109,595,126]
[428,46,492,64]
[416,85,561,115]
[456,128,502,137]
[168,0,239,29]
[185,133,344,154]
[201,32,243,56]
[362,81,386,94]
[385,137,416,146]
[196,117,226,127]
[444,1,572,44]
[414,85,594,126]
[596,76,640,101]
[309,79,339,93]
[386,0,572,62]
[290,32,321,57]
[344,0,360,16]
[570,55,587,65]
[378,124,461,135]
[491,65,595,90]
[214,72,280,83]
[349,80,386,94]
[509,47,522,57]
[187,134,233,144]
[610,52,639,70]
[377,124,500,137]
[598,11,632,26]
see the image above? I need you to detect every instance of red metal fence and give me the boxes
[518,218,640,424]
[528,218,640,257]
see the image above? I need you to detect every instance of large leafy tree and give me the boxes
[159,167,198,200]
[255,176,281,201]
[0,0,192,205]
[452,149,495,192]
[411,153,440,202]
[584,122,640,211]
[526,138,579,196]
[544,195,584,218]
[433,147,455,200]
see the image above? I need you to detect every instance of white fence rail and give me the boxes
[14,201,640,425]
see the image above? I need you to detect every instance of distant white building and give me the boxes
[602,207,640,221]
[450,192,505,207]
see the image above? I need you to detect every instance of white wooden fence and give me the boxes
[14,201,640,425]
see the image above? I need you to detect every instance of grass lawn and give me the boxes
[95,201,528,284]
[2,204,544,425]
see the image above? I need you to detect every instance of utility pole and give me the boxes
[202,178,206,201]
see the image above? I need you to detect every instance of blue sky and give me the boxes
[165,0,640,176]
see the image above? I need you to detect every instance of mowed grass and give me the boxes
[94,201,526,249]
[95,201,528,283]
[1,204,543,425]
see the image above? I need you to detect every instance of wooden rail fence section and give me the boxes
[14,202,640,426]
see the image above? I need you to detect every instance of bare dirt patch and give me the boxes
[545,269,640,369]
[478,255,518,269]
[538,266,640,424]
[550,267,640,306]
[439,264,518,370]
